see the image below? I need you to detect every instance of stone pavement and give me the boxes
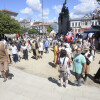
[0,67,100,100]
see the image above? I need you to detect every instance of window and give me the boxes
[95,22,97,26]
[85,21,88,25]
[78,22,80,27]
[72,23,74,27]
[75,22,77,27]
[92,22,94,25]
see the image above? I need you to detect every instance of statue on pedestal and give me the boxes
[58,0,70,35]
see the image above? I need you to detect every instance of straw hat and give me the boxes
[84,46,90,50]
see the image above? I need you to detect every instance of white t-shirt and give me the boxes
[65,47,72,54]
[85,51,90,57]
[11,46,17,54]
[21,45,27,50]
[59,47,65,51]
[39,42,43,51]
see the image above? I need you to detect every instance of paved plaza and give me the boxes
[0,48,100,100]
[0,67,100,100]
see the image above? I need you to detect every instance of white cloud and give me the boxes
[70,0,99,19]
[43,9,49,16]
[26,0,41,12]
[20,7,33,16]
[48,17,57,22]
[38,8,50,22]
[53,5,62,14]
[19,18,23,21]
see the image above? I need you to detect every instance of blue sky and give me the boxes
[0,0,99,22]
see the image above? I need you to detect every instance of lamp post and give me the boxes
[42,0,44,38]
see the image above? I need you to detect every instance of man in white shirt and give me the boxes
[11,43,18,62]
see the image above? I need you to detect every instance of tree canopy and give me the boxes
[47,25,53,33]
[20,27,30,34]
[0,11,20,34]
[28,28,40,34]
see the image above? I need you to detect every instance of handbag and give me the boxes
[86,58,91,65]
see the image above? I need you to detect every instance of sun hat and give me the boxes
[84,46,90,50]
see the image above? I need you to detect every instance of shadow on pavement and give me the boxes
[88,74,100,84]
[31,56,36,59]
[48,62,55,68]
[48,77,60,86]
[0,73,14,80]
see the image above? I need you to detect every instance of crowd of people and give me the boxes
[53,34,96,87]
[0,33,99,87]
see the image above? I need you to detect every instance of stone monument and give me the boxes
[58,0,70,35]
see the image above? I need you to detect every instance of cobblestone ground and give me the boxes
[10,48,100,87]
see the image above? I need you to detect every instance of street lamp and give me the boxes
[42,0,44,38]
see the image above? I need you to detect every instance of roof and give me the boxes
[1,9,18,15]
[32,22,58,27]
[70,18,82,21]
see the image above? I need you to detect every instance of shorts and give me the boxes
[18,52,20,56]
[59,71,68,80]
[0,62,9,71]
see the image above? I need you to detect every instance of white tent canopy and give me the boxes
[49,30,56,36]
[4,34,16,38]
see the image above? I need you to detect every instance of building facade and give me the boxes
[1,9,18,20]
[19,19,31,28]
[31,22,58,34]
[70,14,100,34]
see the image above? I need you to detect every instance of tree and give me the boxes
[0,11,20,34]
[47,25,53,33]
[28,28,40,34]
[20,27,30,34]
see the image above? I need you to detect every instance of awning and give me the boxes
[84,28,100,33]
[4,34,16,38]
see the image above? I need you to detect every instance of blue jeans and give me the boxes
[13,54,18,62]
[75,73,82,86]
[45,47,49,53]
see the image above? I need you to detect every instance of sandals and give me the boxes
[3,79,7,82]
[8,76,12,80]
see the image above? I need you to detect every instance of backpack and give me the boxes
[59,57,67,72]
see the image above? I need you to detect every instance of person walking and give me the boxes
[0,40,11,82]
[16,41,21,61]
[21,42,28,60]
[73,47,86,86]
[11,43,18,63]
[59,49,72,88]
[32,40,36,59]
[38,39,44,58]
[84,46,92,81]
[44,39,49,53]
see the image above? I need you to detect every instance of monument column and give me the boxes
[58,0,70,35]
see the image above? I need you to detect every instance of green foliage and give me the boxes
[28,28,40,34]
[0,11,20,34]
[47,25,53,33]
[20,27,30,34]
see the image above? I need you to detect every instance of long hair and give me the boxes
[60,49,66,58]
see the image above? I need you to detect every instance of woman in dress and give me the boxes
[54,42,59,69]
[0,40,11,82]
